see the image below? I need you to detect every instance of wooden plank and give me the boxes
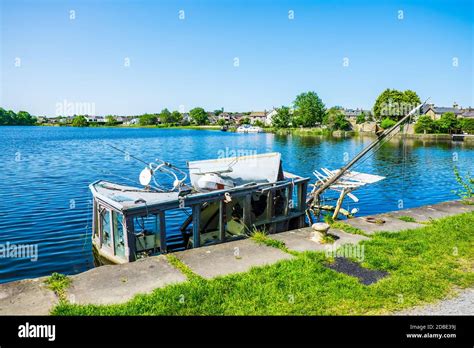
[299,182,308,212]
[242,194,252,231]
[116,178,311,215]
[192,205,201,248]
[266,190,276,233]
[124,215,136,262]
[219,200,225,242]
[332,188,347,220]
[158,211,167,253]
[284,185,293,216]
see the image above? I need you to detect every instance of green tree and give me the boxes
[0,108,13,125]
[105,115,117,126]
[414,115,436,134]
[217,118,227,126]
[240,117,251,125]
[403,89,422,106]
[356,112,366,124]
[435,112,459,134]
[460,118,474,134]
[380,118,397,129]
[373,89,421,120]
[159,108,172,124]
[71,115,89,127]
[324,108,351,131]
[0,109,37,126]
[253,120,265,128]
[139,113,158,126]
[189,107,208,125]
[214,109,223,116]
[16,111,36,125]
[272,106,292,128]
[293,91,326,127]
[170,111,183,124]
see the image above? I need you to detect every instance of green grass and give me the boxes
[398,215,417,223]
[321,234,337,244]
[165,254,203,281]
[52,213,474,315]
[45,273,71,302]
[250,230,292,254]
[330,221,369,236]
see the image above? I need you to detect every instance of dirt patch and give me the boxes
[326,258,388,285]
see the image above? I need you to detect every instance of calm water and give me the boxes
[1,126,473,284]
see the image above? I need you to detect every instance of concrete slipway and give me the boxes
[0,199,473,315]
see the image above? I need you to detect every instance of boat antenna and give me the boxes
[308,99,429,206]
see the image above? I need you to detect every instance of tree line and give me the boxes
[272,92,354,131]
[2,89,473,134]
[0,108,36,125]
[415,113,474,134]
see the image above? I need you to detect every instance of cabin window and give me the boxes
[112,212,126,258]
[251,192,269,225]
[93,200,99,238]
[198,201,221,245]
[99,208,112,249]
[133,214,162,253]
[291,185,301,212]
[274,187,289,216]
[224,197,248,240]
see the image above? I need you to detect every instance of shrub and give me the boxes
[324,108,351,131]
[415,115,436,134]
[380,118,397,129]
[71,115,89,127]
[435,112,460,134]
[460,118,474,134]
[356,113,366,124]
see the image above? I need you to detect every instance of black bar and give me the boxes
[0,315,471,346]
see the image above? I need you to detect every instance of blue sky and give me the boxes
[1,0,473,116]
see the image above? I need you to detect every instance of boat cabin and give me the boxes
[90,152,310,264]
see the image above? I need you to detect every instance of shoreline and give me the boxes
[3,124,474,142]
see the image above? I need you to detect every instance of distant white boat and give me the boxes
[236,124,263,133]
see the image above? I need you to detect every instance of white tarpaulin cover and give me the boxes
[188,152,281,188]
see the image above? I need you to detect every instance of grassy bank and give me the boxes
[53,212,474,315]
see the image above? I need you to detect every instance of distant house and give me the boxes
[124,118,139,125]
[265,109,278,126]
[48,116,67,124]
[422,103,463,120]
[461,110,474,119]
[264,108,295,126]
[182,113,191,123]
[249,111,267,125]
[86,115,106,124]
[343,108,372,120]
[36,116,47,124]
[217,112,233,123]
[206,112,219,124]
[231,113,246,124]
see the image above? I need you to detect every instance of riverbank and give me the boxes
[1,199,473,315]
[12,124,474,142]
[38,123,223,131]
[266,127,474,142]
